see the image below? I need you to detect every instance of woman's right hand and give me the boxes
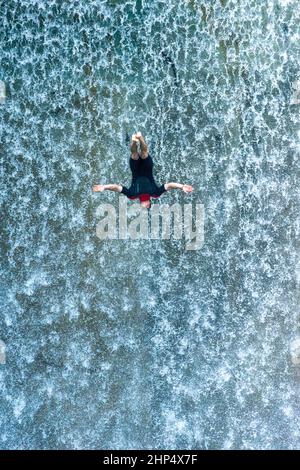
[182,184,194,193]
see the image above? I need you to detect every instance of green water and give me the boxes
[0,0,300,449]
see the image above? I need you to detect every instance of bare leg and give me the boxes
[131,134,139,160]
[136,132,148,159]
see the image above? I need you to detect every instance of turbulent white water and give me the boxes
[0,0,300,449]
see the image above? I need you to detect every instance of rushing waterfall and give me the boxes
[0,0,300,449]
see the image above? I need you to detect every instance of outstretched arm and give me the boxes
[93,184,122,193]
[164,183,194,193]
